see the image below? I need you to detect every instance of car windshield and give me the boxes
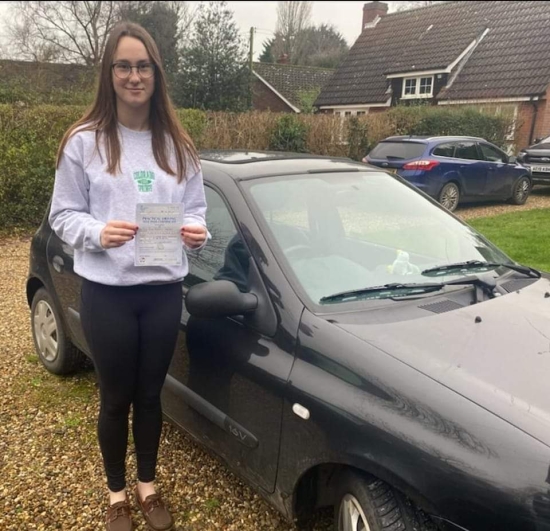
[245,171,515,305]
[368,141,426,160]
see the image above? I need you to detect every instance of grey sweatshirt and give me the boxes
[49,123,208,286]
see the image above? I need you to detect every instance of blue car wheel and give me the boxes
[438,182,460,212]
[509,176,531,205]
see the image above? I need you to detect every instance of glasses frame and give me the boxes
[111,62,156,79]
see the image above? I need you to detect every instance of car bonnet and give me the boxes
[334,277,550,447]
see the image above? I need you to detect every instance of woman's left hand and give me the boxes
[181,224,207,249]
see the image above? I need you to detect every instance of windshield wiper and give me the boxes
[422,260,540,278]
[319,273,518,304]
[320,282,446,303]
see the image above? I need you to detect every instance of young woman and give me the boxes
[49,22,208,531]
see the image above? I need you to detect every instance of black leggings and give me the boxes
[80,279,183,492]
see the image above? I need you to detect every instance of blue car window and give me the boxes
[455,142,480,160]
[479,143,506,163]
[432,143,456,158]
[368,141,426,160]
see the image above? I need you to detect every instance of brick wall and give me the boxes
[252,79,295,113]
[515,94,550,150]
[531,85,550,144]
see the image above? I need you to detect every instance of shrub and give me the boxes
[0,103,518,229]
[268,114,309,153]
[383,105,514,150]
[176,108,207,147]
[0,105,84,228]
[347,116,370,161]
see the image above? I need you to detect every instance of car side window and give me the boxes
[187,187,251,293]
[432,143,456,158]
[454,142,480,161]
[479,143,507,163]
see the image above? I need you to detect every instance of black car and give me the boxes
[518,135,550,185]
[28,151,550,531]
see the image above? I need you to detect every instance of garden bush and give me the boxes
[0,104,516,229]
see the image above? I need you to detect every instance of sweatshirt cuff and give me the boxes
[184,228,211,253]
[88,222,107,252]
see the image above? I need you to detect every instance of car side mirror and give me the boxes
[185,280,258,319]
[508,155,517,164]
[535,137,543,144]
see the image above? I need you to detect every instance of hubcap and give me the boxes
[338,494,371,531]
[441,186,459,210]
[33,300,58,362]
[516,179,529,202]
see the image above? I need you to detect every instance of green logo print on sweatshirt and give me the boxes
[133,171,155,193]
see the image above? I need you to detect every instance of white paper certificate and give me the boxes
[135,203,184,266]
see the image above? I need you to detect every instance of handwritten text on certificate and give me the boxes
[135,203,184,267]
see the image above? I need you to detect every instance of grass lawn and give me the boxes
[468,208,550,273]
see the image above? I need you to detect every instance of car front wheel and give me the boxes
[438,182,460,212]
[509,176,531,205]
[31,287,84,375]
[335,470,436,531]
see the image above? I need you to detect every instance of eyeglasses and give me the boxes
[112,63,155,79]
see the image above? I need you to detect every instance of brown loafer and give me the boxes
[135,487,174,530]
[106,499,133,531]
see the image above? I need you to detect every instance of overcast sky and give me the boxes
[0,1,403,60]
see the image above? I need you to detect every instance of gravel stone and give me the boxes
[2,187,550,530]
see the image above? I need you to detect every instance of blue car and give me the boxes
[364,136,532,211]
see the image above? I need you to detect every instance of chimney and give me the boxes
[363,1,388,31]
[277,53,289,65]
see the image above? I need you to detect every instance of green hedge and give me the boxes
[0,104,516,229]
[386,105,513,149]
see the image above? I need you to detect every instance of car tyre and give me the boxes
[438,182,460,212]
[334,469,437,531]
[508,176,531,205]
[31,287,84,375]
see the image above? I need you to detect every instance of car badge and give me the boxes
[382,162,389,167]
[541,157,550,162]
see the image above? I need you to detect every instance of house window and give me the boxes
[404,78,417,96]
[402,76,434,99]
[419,77,433,95]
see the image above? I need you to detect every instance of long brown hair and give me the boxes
[56,22,198,182]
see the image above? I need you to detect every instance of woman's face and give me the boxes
[111,36,155,111]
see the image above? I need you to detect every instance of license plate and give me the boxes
[530,165,550,173]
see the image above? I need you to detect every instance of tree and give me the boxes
[272,1,312,63]
[395,1,442,12]
[5,1,195,68]
[297,88,321,114]
[175,1,249,111]
[259,40,275,64]
[6,1,120,66]
[116,1,192,83]
[260,24,348,69]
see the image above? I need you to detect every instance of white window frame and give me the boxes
[336,109,370,117]
[333,109,369,145]
[401,75,434,99]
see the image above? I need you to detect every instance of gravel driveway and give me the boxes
[2,187,550,531]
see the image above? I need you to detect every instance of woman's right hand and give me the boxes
[100,221,138,249]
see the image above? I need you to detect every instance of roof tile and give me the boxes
[253,62,335,109]
[317,1,550,106]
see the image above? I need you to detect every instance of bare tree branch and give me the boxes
[7,0,120,65]
[273,1,313,62]
[395,1,442,12]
